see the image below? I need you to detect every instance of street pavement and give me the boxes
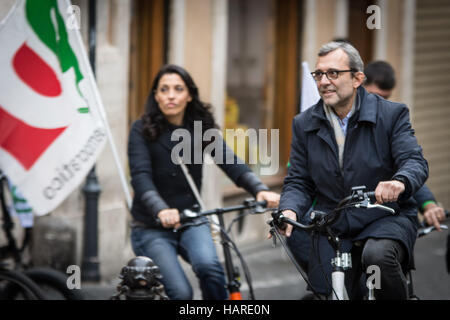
[79,226,449,300]
[80,241,309,300]
[409,227,450,299]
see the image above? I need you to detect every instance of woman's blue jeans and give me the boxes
[131,223,227,300]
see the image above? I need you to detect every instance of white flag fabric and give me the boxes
[300,61,320,112]
[0,0,107,215]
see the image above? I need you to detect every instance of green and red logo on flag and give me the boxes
[0,0,106,215]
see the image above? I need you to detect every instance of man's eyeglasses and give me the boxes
[311,69,355,81]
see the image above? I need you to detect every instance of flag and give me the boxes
[287,62,320,168]
[300,61,320,112]
[0,0,107,215]
[7,177,34,228]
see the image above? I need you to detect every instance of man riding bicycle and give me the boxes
[277,41,428,299]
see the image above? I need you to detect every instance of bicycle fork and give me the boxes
[331,251,378,300]
[331,251,352,300]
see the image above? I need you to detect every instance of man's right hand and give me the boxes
[157,208,181,229]
[267,209,297,239]
[374,180,405,204]
[281,210,297,237]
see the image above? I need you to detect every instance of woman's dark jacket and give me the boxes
[279,86,429,294]
[128,120,268,228]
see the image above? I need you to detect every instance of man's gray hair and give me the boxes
[318,41,364,72]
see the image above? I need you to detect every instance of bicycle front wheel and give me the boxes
[0,269,46,300]
[24,267,85,300]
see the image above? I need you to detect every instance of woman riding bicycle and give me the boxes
[127,64,279,300]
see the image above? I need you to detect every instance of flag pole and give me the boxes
[68,0,132,211]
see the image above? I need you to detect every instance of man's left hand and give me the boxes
[374,180,405,204]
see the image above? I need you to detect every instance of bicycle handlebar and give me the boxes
[336,191,375,208]
[417,210,450,238]
[155,199,270,228]
[418,210,450,228]
[271,186,396,233]
[179,200,268,223]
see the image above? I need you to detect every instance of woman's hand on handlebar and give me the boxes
[374,180,405,204]
[157,208,181,229]
[256,190,280,208]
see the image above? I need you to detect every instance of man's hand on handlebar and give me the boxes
[374,180,405,204]
[157,208,181,229]
[256,190,280,208]
[267,209,297,239]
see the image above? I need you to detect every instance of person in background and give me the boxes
[364,60,446,230]
[363,60,396,99]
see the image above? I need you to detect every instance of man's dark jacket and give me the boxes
[128,120,268,228]
[279,86,429,294]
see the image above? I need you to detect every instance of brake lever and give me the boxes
[181,208,199,220]
[254,205,266,214]
[247,199,268,214]
[172,209,201,233]
[367,203,396,214]
[267,223,277,247]
[355,200,396,214]
[271,228,277,247]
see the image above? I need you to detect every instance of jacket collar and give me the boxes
[355,86,377,124]
[305,86,377,132]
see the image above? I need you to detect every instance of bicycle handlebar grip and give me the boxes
[256,200,268,207]
[366,191,376,200]
[271,210,287,231]
[243,198,267,208]
[179,208,200,222]
[253,200,268,214]
[155,210,191,226]
[179,211,187,222]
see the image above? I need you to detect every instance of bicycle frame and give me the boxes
[174,199,268,300]
[326,226,352,300]
[217,213,241,300]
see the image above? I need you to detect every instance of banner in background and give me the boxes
[300,61,320,112]
[0,0,106,215]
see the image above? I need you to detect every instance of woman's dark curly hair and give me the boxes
[141,64,218,141]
